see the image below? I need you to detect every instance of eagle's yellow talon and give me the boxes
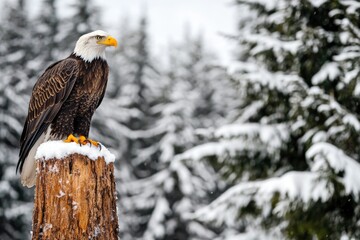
[64,134,100,148]
[79,136,87,146]
[87,139,100,148]
[64,134,79,144]
[76,135,100,148]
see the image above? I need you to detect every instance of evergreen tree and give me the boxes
[0,1,36,239]
[154,34,233,165]
[185,0,360,239]
[119,17,163,176]
[118,33,232,240]
[32,0,59,63]
[58,0,101,54]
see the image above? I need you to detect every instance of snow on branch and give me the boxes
[216,123,289,142]
[308,0,327,8]
[191,171,329,227]
[170,159,219,198]
[218,227,281,240]
[334,47,360,62]
[143,197,171,240]
[340,0,360,13]
[307,142,360,198]
[240,33,301,55]
[236,100,265,123]
[238,0,288,11]
[35,140,115,164]
[174,140,255,163]
[121,170,170,197]
[175,123,290,162]
[311,62,341,85]
[121,157,218,215]
[301,86,360,132]
[228,61,307,94]
[191,141,360,228]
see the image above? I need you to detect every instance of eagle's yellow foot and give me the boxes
[87,139,100,149]
[79,136,87,146]
[79,136,101,149]
[64,134,79,144]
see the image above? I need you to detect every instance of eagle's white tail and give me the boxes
[21,126,53,187]
[21,133,45,188]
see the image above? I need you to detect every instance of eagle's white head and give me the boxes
[74,30,118,62]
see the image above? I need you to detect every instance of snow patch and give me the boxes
[72,201,78,211]
[94,226,101,237]
[309,0,327,7]
[341,0,360,13]
[312,62,340,85]
[192,171,330,227]
[354,82,360,96]
[216,123,289,146]
[229,61,306,94]
[236,0,286,12]
[175,140,244,162]
[48,165,59,173]
[43,223,53,232]
[257,171,330,204]
[307,142,360,198]
[246,34,301,55]
[144,197,171,239]
[35,140,115,164]
[57,190,65,198]
[176,123,289,162]
[343,114,360,131]
[237,101,264,123]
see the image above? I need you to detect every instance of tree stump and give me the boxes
[32,153,119,240]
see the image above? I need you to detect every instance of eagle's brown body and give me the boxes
[49,54,109,139]
[18,54,109,176]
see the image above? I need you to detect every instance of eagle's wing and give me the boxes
[17,58,80,173]
[96,66,109,108]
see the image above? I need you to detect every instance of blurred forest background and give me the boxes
[1,0,360,239]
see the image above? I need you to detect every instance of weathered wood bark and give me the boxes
[32,154,119,240]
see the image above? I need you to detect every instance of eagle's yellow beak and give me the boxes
[97,36,118,47]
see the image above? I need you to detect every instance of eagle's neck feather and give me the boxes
[74,43,106,62]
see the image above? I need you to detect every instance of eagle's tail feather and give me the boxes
[21,133,45,188]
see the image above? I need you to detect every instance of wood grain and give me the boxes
[32,154,119,240]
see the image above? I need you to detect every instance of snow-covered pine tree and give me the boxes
[118,33,233,240]
[182,0,360,239]
[32,0,59,63]
[57,0,101,55]
[117,17,164,177]
[0,1,36,239]
[153,33,234,165]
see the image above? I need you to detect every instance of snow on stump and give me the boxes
[31,141,118,240]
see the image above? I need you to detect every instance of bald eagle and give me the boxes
[17,30,117,187]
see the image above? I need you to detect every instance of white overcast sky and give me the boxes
[24,0,237,64]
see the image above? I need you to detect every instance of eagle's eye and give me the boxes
[95,35,103,40]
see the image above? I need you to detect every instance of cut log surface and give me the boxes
[32,153,119,240]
